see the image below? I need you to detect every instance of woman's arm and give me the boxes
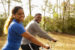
[21,31,50,49]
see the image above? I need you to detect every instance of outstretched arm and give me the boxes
[32,23,56,42]
[21,30,50,49]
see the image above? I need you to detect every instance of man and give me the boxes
[21,13,57,50]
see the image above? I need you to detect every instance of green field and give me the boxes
[0,33,75,50]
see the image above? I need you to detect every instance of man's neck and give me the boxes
[34,19,39,23]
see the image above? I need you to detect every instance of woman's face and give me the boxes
[14,9,25,22]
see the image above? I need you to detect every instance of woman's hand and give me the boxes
[43,44,50,49]
[45,46,50,49]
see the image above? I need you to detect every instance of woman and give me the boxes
[2,6,49,50]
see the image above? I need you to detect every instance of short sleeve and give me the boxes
[12,23,26,35]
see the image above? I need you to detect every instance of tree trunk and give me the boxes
[1,0,7,17]
[8,0,10,16]
[29,0,32,21]
[43,0,48,30]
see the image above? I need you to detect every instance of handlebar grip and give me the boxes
[47,47,50,49]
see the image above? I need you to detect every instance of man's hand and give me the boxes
[52,39,57,42]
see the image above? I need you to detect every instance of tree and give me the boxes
[41,0,48,29]
[29,0,32,21]
[8,0,10,16]
[7,0,23,16]
[1,0,7,17]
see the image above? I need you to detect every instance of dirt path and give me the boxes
[0,33,75,50]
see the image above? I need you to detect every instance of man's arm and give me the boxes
[32,22,55,41]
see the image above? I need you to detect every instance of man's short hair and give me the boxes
[35,13,42,17]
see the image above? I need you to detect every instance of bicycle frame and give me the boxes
[28,41,56,50]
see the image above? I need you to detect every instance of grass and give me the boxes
[0,32,75,50]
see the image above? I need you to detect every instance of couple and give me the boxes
[2,6,57,50]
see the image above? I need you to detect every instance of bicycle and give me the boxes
[29,41,57,50]
[40,41,57,50]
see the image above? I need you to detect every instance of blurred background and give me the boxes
[0,0,75,50]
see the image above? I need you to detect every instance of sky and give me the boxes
[0,0,74,17]
[21,0,61,16]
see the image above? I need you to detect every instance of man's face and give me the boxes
[35,15,42,23]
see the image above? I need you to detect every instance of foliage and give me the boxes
[0,17,7,36]
[42,16,75,34]
[0,16,75,36]
[23,15,33,26]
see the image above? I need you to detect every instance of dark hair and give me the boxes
[12,6,23,15]
[4,6,23,34]
[35,13,42,17]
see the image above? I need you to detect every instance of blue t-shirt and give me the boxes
[2,19,26,50]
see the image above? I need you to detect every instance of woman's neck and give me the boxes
[14,19,21,23]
